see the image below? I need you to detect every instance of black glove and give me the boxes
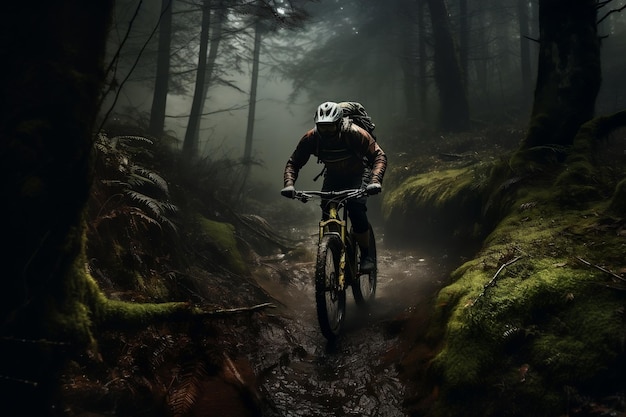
[366,183,381,195]
[281,185,296,198]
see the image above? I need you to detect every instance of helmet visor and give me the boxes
[317,123,338,135]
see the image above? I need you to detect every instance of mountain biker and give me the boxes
[280,101,387,273]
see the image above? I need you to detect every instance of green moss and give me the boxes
[389,115,626,416]
[42,223,192,354]
[382,165,488,245]
[608,179,626,214]
[99,298,193,327]
[426,191,626,416]
[196,215,248,275]
[554,159,603,206]
[382,167,470,216]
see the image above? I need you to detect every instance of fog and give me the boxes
[104,0,364,194]
[165,74,318,192]
[104,0,626,197]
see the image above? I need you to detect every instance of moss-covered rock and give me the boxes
[381,165,488,247]
[609,178,626,214]
[394,145,626,417]
[429,194,625,416]
[195,215,249,276]
[389,116,626,416]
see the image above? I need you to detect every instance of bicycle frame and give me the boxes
[296,188,364,290]
[319,201,348,290]
[292,187,375,340]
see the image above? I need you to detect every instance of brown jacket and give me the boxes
[283,120,387,187]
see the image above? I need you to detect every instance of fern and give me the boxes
[123,190,178,232]
[167,361,208,417]
[132,166,169,193]
[91,132,178,233]
[87,129,181,294]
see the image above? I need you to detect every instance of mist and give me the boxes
[101,0,626,206]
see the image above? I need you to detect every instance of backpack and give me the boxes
[338,101,376,139]
[313,102,378,181]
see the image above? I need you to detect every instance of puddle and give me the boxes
[249,231,452,416]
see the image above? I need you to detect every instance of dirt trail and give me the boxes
[248,230,454,417]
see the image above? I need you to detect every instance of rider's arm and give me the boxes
[284,129,316,187]
[348,125,387,185]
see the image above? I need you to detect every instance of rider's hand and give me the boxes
[366,183,381,195]
[281,185,296,199]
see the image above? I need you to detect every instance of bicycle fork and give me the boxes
[318,204,347,290]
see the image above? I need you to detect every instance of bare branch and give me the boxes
[598,3,626,25]
[576,257,626,282]
[199,302,276,316]
[165,104,248,119]
[468,256,523,307]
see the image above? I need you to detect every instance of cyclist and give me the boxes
[280,101,387,273]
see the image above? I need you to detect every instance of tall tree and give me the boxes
[191,0,227,145]
[396,0,421,120]
[1,2,114,415]
[241,10,263,184]
[458,0,469,86]
[425,0,470,131]
[148,0,173,137]
[523,0,601,149]
[417,0,429,122]
[517,0,533,111]
[236,0,310,195]
[182,0,213,161]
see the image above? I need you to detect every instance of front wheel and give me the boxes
[352,226,377,306]
[315,234,346,340]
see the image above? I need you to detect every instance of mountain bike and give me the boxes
[293,188,377,340]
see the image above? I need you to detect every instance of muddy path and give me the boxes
[247,227,457,417]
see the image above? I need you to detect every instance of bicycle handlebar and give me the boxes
[293,188,367,203]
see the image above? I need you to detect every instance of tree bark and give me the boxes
[1,2,113,415]
[458,0,469,87]
[418,0,429,122]
[425,0,470,131]
[191,0,226,146]
[148,0,173,137]
[396,0,420,119]
[524,0,601,149]
[183,0,213,161]
[240,15,263,194]
[518,0,533,112]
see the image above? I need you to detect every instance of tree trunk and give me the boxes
[148,0,173,137]
[425,0,470,131]
[458,0,469,87]
[473,7,489,104]
[191,0,226,146]
[418,0,429,122]
[518,0,533,112]
[240,17,263,194]
[397,0,420,119]
[182,0,212,161]
[524,0,600,149]
[1,2,113,415]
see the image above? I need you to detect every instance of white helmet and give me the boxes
[314,101,343,124]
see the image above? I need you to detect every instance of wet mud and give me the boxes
[250,229,454,417]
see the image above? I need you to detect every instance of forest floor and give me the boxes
[57,124,626,417]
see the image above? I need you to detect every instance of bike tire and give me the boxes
[315,234,346,340]
[352,226,377,306]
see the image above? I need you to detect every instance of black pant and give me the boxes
[321,170,370,234]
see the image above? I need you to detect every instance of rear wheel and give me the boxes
[315,235,346,340]
[352,226,377,306]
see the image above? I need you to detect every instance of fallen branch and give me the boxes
[199,302,276,316]
[576,256,626,283]
[468,256,523,307]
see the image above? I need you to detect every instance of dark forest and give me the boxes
[2,1,626,416]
